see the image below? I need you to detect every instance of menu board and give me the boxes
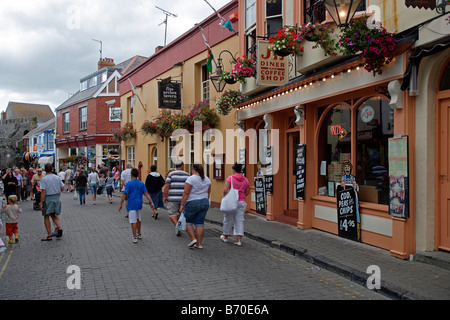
[296,144,306,200]
[336,186,361,242]
[388,136,409,218]
[254,177,266,216]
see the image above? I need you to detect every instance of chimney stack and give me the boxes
[98,57,115,70]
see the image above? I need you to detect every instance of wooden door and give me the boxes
[287,132,300,211]
[438,98,450,251]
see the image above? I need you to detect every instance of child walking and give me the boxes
[118,168,157,243]
[2,195,21,244]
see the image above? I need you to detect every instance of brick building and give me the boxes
[55,56,146,170]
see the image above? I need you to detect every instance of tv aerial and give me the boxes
[156,6,177,46]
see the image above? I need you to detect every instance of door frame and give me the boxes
[286,130,300,211]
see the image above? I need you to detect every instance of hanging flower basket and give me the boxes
[268,26,304,57]
[230,55,257,84]
[113,122,137,142]
[216,90,248,116]
[298,22,339,57]
[339,16,396,76]
[219,71,238,84]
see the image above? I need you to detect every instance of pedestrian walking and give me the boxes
[105,172,115,204]
[75,169,87,205]
[163,161,189,236]
[120,163,132,191]
[145,165,166,219]
[65,166,73,192]
[21,169,30,201]
[58,168,66,188]
[88,169,100,205]
[118,168,157,243]
[220,163,250,246]
[31,167,46,200]
[13,169,23,202]
[2,195,21,244]
[113,167,120,189]
[39,164,64,241]
[180,164,211,249]
[3,169,17,201]
[26,168,35,200]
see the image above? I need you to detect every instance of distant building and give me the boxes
[22,118,56,168]
[55,56,147,170]
[3,102,54,125]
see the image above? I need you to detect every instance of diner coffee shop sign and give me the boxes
[257,40,289,87]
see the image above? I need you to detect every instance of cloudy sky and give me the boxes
[0,0,232,114]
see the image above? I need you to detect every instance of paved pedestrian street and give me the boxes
[0,192,388,303]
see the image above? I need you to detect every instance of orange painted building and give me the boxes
[236,0,450,258]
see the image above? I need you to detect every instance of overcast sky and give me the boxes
[0,0,232,114]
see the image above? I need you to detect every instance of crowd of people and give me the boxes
[0,160,250,250]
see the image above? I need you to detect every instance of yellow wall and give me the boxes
[120,35,240,205]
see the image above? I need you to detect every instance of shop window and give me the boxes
[317,97,393,205]
[356,97,393,205]
[318,104,352,197]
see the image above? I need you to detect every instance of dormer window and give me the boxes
[102,71,108,83]
[80,80,88,91]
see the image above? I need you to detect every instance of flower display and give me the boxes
[141,99,220,137]
[219,71,237,84]
[230,55,257,83]
[216,90,248,116]
[298,22,339,57]
[339,16,396,76]
[113,122,137,142]
[268,26,304,56]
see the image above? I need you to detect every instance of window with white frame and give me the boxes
[266,0,283,38]
[63,112,70,133]
[168,139,177,170]
[80,80,88,91]
[245,0,256,30]
[80,106,87,130]
[201,65,210,101]
[127,146,135,168]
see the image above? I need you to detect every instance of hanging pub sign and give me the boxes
[257,40,289,87]
[336,186,361,242]
[254,177,266,216]
[158,81,181,110]
[296,144,306,200]
[388,135,410,218]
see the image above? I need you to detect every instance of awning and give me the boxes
[38,156,54,166]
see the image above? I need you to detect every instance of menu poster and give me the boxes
[254,177,266,216]
[296,144,306,200]
[336,186,361,242]
[388,136,409,218]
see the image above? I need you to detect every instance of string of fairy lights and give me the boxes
[236,61,368,112]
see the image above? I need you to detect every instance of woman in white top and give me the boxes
[87,169,100,204]
[180,164,211,249]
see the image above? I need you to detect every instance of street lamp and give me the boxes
[210,50,237,93]
[323,0,362,27]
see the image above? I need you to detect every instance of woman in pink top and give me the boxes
[220,163,249,246]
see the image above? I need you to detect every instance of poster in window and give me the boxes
[388,136,409,218]
[296,144,306,200]
[158,81,181,110]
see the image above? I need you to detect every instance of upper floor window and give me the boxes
[63,112,70,133]
[80,106,87,131]
[80,80,88,91]
[266,0,283,37]
[245,0,256,30]
[201,64,210,101]
[304,0,367,24]
[102,71,108,83]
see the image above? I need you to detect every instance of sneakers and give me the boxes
[188,239,197,248]
[220,235,228,243]
[137,234,143,239]
[234,241,242,246]
[133,237,138,243]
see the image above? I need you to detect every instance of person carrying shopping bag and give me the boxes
[220,163,249,246]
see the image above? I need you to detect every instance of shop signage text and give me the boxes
[257,40,289,87]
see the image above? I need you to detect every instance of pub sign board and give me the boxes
[158,81,181,110]
[336,186,361,242]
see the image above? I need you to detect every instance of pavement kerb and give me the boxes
[204,216,420,300]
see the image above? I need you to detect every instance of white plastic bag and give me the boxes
[73,189,78,201]
[176,212,186,231]
[220,177,239,214]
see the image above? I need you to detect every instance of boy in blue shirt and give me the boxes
[119,168,157,243]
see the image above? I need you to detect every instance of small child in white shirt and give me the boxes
[2,195,22,244]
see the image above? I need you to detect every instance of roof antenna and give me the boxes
[155,6,177,46]
[92,39,102,60]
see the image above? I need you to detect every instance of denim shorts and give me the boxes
[184,198,209,227]
[90,183,98,194]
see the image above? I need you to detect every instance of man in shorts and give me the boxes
[118,168,157,243]
[39,163,64,241]
[163,161,189,236]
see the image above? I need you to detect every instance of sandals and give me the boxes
[41,236,52,241]
[50,228,63,238]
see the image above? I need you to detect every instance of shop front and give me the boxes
[238,54,416,258]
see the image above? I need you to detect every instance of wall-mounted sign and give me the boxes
[257,40,289,87]
[158,81,181,110]
[360,105,375,123]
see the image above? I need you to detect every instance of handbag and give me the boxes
[220,176,239,214]
[176,212,186,231]
[73,189,78,200]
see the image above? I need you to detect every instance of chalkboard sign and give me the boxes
[296,144,306,200]
[336,186,361,242]
[254,177,266,215]
[265,175,273,194]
